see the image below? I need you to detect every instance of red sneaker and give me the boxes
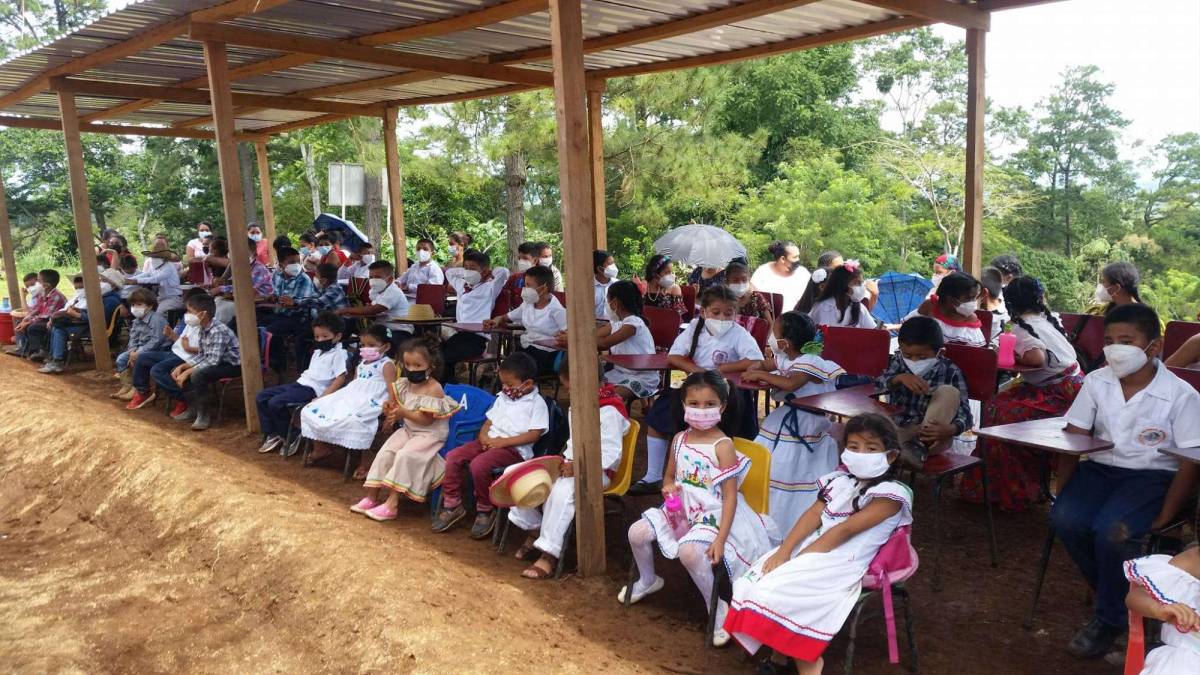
[169,401,190,419]
[126,391,156,410]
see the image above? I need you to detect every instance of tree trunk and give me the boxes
[53,0,68,30]
[238,143,259,226]
[364,170,383,250]
[301,143,322,218]
[1063,170,1072,258]
[94,208,106,232]
[136,211,149,251]
[504,150,527,268]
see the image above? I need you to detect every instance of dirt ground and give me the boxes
[0,357,1128,674]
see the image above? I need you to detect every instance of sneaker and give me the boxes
[616,575,664,605]
[3,346,25,356]
[1067,619,1125,659]
[169,401,190,419]
[257,436,283,454]
[431,505,467,533]
[126,391,156,410]
[349,497,379,515]
[899,440,928,471]
[469,511,497,539]
[191,411,211,431]
[38,360,63,374]
[27,350,47,363]
[110,385,132,399]
[365,503,399,522]
[282,434,303,458]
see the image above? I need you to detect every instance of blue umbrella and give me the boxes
[871,272,933,325]
[313,213,370,252]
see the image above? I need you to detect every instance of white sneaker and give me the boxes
[258,436,283,454]
[712,600,731,647]
[617,575,664,605]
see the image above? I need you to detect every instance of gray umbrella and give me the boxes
[653,224,747,269]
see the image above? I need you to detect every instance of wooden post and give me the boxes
[382,107,408,271]
[587,87,606,250]
[549,0,605,577]
[254,140,277,265]
[56,90,112,371]
[0,170,20,310]
[203,40,263,432]
[963,28,985,277]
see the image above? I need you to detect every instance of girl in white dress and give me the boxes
[618,371,778,648]
[742,311,846,531]
[596,281,660,400]
[808,261,877,329]
[302,324,398,475]
[1124,542,1200,675]
[725,413,913,674]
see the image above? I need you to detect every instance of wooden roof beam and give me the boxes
[0,113,265,141]
[851,0,990,30]
[187,22,555,87]
[51,77,383,116]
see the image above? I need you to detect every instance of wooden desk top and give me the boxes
[789,388,899,418]
[446,322,520,334]
[725,372,772,391]
[1158,446,1200,465]
[976,417,1114,456]
[602,353,669,371]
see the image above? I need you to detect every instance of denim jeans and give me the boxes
[49,323,87,361]
[132,351,182,394]
[255,382,317,438]
[153,362,241,412]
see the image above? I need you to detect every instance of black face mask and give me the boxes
[789,260,803,272]
[314,339,336,352]
[403,368,428,384]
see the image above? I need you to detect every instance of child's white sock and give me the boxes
[640,435,669,483]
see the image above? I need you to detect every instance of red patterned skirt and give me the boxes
[958,371,1084,512]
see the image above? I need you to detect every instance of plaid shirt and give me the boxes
[123,311,169,355]
[272,270,315,316]
[193,320,241,370]
[220,261,275,298]
[878,353,973,433]
[30,288,67,320]
[297,281,348,317]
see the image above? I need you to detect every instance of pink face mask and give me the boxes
[359,346,383,363]
[683,406,722,430]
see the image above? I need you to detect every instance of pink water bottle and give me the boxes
[997,331,1016,369]
[663,493,688,538]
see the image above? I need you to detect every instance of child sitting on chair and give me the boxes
[432,351,548,540]
[1123,513,1200,675]
[152,292,241,431]
[488,264,566,377]
[508,360,631,579]
[125,288,209,411]
[111,287,169,401]
[255,311,348,455]
[910,271,986,347]
[9,269,67,360]
[877,316,972,468]
[620,370,777,648]
[301,324,397,477]
[725,413,914,675]
[1054,304,1200,660]
[352,334,460,519]
[594,280,659,401]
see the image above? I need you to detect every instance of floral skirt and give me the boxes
[958,374,1084,512]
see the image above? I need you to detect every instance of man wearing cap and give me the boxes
[128,239,183,316]
[38,269,124,374]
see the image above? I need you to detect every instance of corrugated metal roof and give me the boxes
[0,0,950,134]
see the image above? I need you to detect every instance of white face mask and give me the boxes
[516,259,533,272]
[360,254,376,266]
[131,306,148,319]
[368,278,389,296]
[539,256,553,268]
[705,318,733,338]
[462,270,482,286]
[767,334,786,353]
[183,313,202,327]
[841,449,892,479]
[28,284,43,298]
[1104,343,1150,379]
[417,249,432,263]
[903,357,937,379]
[957,300,979,315]
[284,263,303,277]
[198,230,212,239]
[249,234,263,242]
[659,274,676,289]
[1094,283,1113,304]
[448,244,459,256]
[520,287,540,304]
[100,282,114,295]
[727,282,749,297]
[603,264,618,280]
[849,285,868,302]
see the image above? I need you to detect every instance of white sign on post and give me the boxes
[327,163,365,219]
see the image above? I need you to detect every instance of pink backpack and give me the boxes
[862,525,919,664]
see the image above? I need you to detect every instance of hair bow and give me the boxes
[842,259,861,273]
[811,268,828,284]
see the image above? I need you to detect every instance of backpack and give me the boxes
[862,525,919,664]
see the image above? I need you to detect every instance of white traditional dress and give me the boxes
[300,356,393,450]
[641,431,778,582]
[725,471,913,662]
[363,379,461,502]
[1124,554,1200,675]
[753,353,845,531]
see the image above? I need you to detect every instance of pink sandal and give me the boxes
[365,503,398,522]
[349,497,378,515]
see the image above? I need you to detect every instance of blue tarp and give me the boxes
[871,271,933,325]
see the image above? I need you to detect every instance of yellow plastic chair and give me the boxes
[605,420,640,497]
[731,437,770,515]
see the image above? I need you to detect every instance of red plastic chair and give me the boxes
[680,285,698,322]
[1059,312,1105,371]
[216,328,272,424]
[746,317,770,352]
[764,291,784,318]
[1164,320,1200,361]
[1168,365,1200,393]
[643,305,681,352]
[975,309,993,343]
[1125,610,1145,675]
[918,343,999,589]
[551,291,566,306]
[187,260,206,284]
[415,283,446,316]
[821,326,891,377]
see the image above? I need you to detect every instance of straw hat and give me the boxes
[488,456,563,509]
[99,268,126,289]
[142,239,180,262]
[403,303,437,321]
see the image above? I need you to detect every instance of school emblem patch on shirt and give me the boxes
[1137,427,1167,446]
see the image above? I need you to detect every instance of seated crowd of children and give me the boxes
[11,229,1200,674]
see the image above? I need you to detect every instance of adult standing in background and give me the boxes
[185,222,215,264]
[750,240,810,313]
[248,222,271,265]
[446,232,472,269]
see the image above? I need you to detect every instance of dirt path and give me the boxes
[0,358,1119,673]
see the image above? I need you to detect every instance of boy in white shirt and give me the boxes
[337,260,411,342]
[488,265,566,376]
[398,238,445,295]
[1055,304,1200,659]
[534,242,565,292]
[254,311,349,455]
[433,352,549,539]
[442,250,510,383]
[337,242,375,281]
